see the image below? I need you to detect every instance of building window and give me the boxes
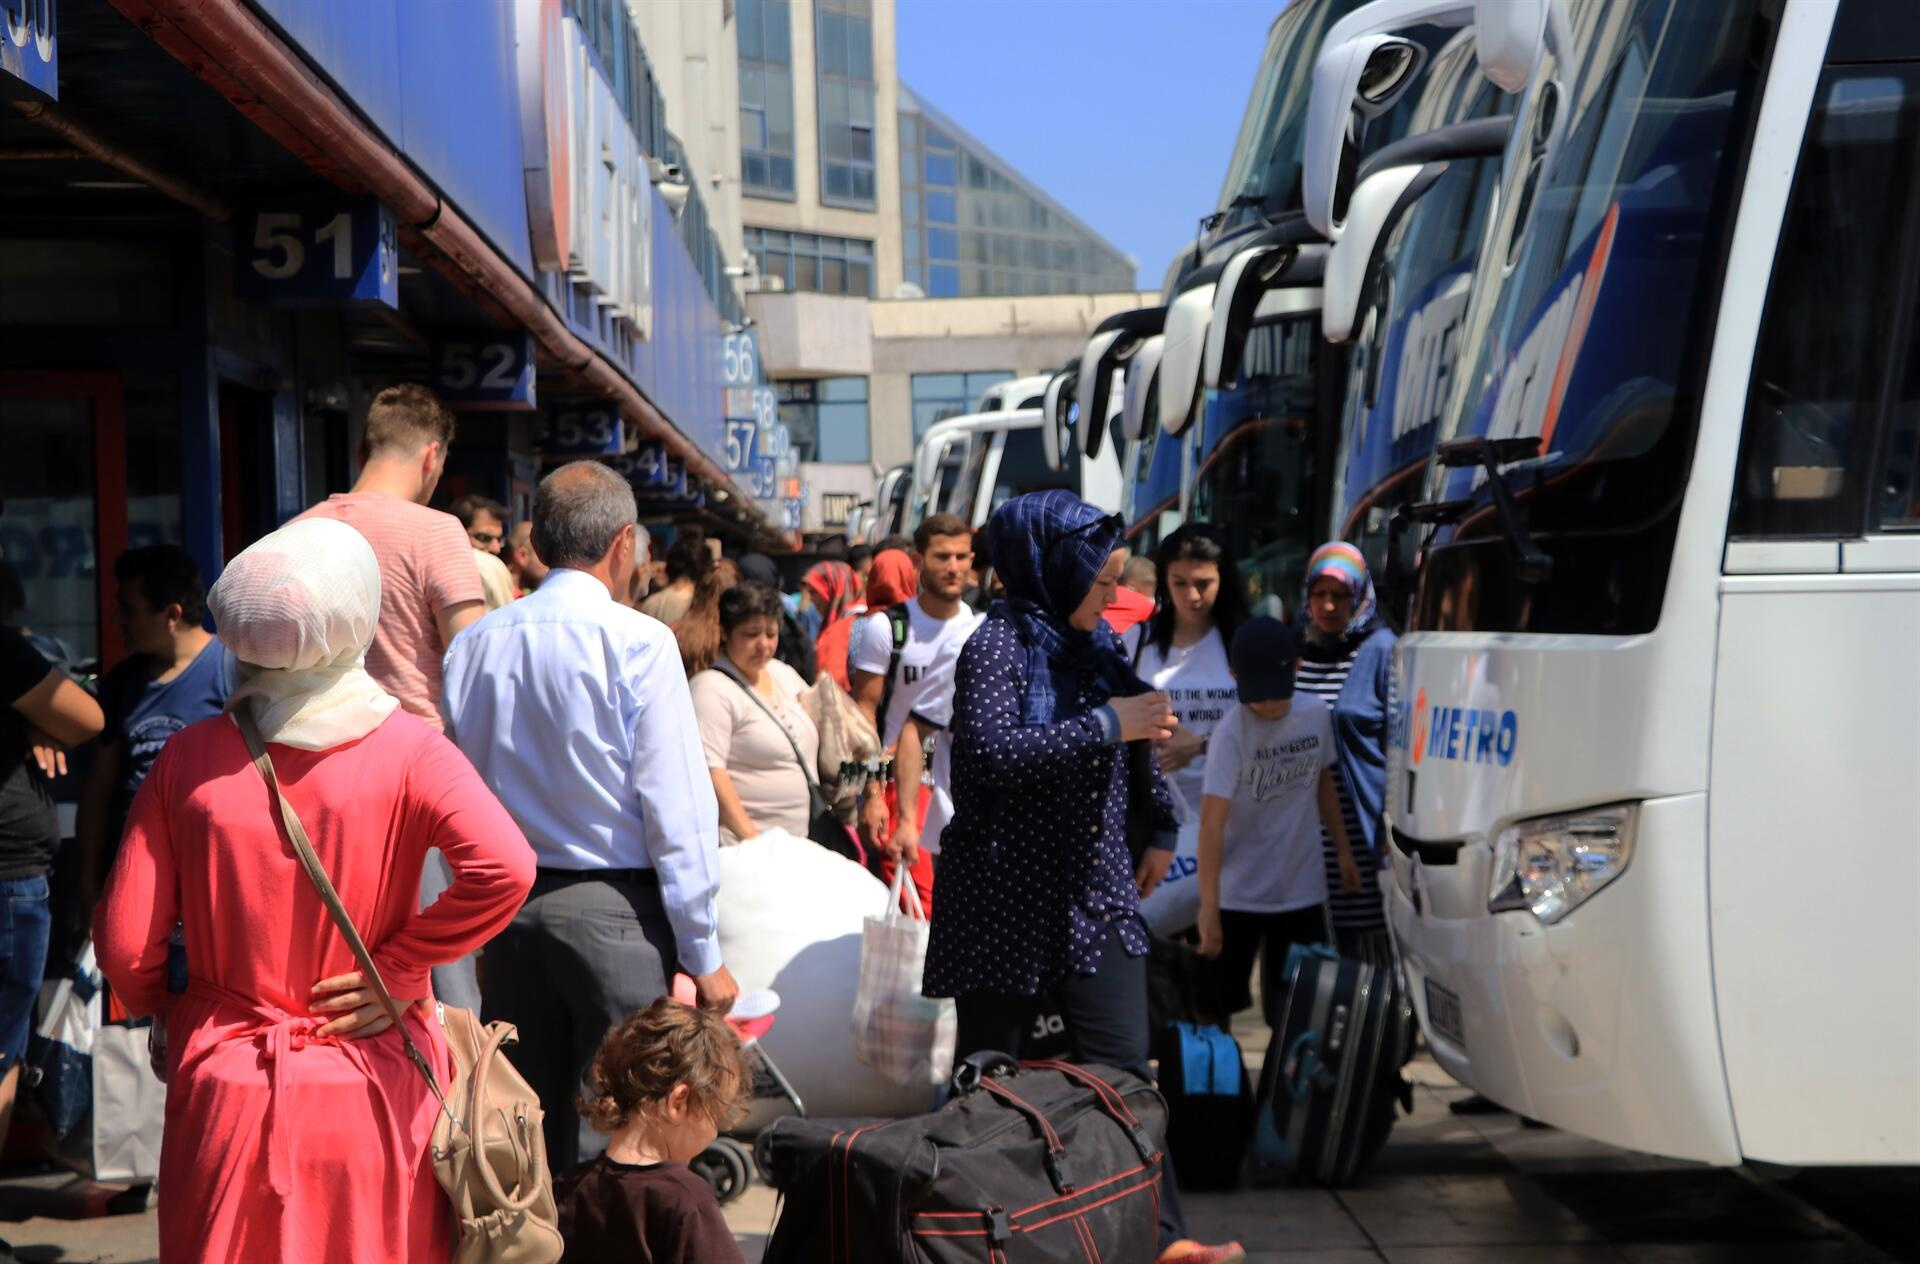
[816,0,876,209]
[897,94,1139,300]
[778,376,870,463]
[745,228,873,296]
[738,0,796,198]
[912,371,1014,439]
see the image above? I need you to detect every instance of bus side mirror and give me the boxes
[1303,0,1476,240]
[1325,163,1435,343]
[1042,369,1075,472]
[1121,336,1166,443]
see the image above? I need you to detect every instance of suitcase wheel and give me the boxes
[690,1137,752,1205]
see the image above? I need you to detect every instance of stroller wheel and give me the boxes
[690,1137,752,1205]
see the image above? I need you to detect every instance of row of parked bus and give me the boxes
[865,0,1919,1169]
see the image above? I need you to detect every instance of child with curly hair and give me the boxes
[556,997,751,1262]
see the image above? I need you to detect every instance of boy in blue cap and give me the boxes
[1195,616,1362,1026]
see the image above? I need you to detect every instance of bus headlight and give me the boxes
[1488,804,1636,924]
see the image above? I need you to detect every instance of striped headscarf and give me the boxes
[1304,541,1377,638]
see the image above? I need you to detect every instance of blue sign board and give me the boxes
[748,455,778,500]
[432,332,537,410]
[720,330,759,387]
[0,0,57,101]
[543,404,624,456]
[611,441,673,489]
[235,197,398,309]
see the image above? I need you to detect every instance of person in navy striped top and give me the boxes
[1293,542,1398,965]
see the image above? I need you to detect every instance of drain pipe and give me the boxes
[10,100,231,221]
[108,0,751,510]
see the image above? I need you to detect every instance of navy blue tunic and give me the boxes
[925,615,1177,998]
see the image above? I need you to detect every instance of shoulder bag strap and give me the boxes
[873,603,912,749]
[233,708,454,1121]
[711,660,823,792]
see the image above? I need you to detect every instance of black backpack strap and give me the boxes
[873,602,912,751]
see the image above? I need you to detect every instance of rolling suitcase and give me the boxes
[758,1053,1167,1263]
[1251,943,1413,1186]
[1152,1020,1253,1190]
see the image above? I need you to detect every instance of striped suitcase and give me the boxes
[1251,943,1413,1186]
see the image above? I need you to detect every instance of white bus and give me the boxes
[904,374,1125,533]
[1305,0,1920,1164]
[1066,0,1449,611]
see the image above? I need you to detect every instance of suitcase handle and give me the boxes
[979,1078,1076,1194]
[1282,1030,1338,1103]
[1283,942,1340,980]
[1024,1060,1160,1166]
[952,1050,1020,1095]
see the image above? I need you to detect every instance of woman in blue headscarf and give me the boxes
[925,491,1239,1264]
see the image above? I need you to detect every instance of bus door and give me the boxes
[1709,31,1920,1165]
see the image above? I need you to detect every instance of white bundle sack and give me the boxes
[715,830,940,1123]
[851,867,955,1090]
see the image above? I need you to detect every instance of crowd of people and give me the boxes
[0,381,1404,1263]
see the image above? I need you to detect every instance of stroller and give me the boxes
[671,976,807,1205]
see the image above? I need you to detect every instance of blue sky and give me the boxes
[895,0,1283,290]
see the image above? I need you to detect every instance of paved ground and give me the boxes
[0,1004,1911,1263]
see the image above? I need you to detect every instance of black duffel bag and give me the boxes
[758,1053,1168,1263]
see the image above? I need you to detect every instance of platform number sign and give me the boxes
[432,333,537,410]
[544,406,623,456]
[748,454,778,500]
[612,441,673,489]
[236,197,398,309]
[721,331,759,386]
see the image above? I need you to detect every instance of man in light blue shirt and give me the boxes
[441,460,737,1167]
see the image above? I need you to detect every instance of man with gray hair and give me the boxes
[440,460,736,1167]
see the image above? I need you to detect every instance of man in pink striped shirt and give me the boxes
[297,384,485,728]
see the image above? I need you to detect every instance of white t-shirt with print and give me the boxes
[1123,626,1237,822]
[850,597,983,854]
[850,597,982,747]
[1201,695,1334,914]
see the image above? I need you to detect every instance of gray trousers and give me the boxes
[479,869,676,1169]
[421,851,483,1011]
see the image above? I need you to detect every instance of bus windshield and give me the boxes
[990,426,1060,512]
[1414,0,1766,635]
[1217,0,1367,221]
[1191,314,1327,617]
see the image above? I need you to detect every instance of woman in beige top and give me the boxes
[690,582,821,843]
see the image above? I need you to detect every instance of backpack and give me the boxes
[872,602,913,742]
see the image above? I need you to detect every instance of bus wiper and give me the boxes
[1423,436,1553,583]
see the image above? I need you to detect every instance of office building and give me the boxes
[733,0,1143,533]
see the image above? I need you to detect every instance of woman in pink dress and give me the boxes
[94,518,536,1262]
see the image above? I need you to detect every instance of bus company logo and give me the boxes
[1391,686,1518,768]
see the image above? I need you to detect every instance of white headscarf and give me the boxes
[208,518,399,751]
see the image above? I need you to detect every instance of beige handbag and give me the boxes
[237,710,563,1264]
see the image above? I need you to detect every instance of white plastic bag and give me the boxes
[1139,820,1202,936]
[75,1022,167,1182]
[716,829,935,1121]
[851,867,955,1090]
